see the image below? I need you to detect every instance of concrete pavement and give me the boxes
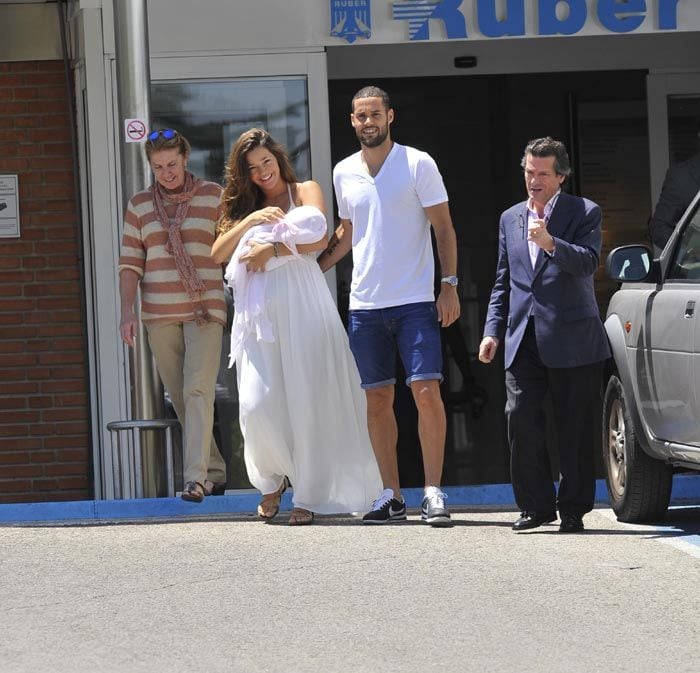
[1,505,698,673]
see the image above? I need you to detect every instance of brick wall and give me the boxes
[0,60,91,503]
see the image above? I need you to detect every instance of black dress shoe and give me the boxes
[512,510,557,531]
[559,514,584,533]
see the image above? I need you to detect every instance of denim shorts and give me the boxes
[348,302,443,389]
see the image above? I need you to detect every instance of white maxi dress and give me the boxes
[226,189,381,513]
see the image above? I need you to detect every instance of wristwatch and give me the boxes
[441,275,459,287]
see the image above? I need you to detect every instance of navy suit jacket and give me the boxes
[484,191,611,370]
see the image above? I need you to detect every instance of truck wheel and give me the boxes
[602,375,672,523]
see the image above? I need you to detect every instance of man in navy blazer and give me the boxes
[479,137,610,533]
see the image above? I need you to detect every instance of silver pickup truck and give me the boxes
[603,189,700,522]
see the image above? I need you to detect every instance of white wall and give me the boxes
[93,0,700,56]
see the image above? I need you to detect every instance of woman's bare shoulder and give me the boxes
[295,180,324,209]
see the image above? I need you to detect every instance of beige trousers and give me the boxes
[146,321,227,486]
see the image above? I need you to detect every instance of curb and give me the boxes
[1,474,699,524]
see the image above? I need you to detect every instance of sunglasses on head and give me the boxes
[147,129,177,142]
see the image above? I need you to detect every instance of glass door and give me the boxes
[148,53,332,491]
[151,77,312,186]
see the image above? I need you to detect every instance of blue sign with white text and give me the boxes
[331,0,372,43]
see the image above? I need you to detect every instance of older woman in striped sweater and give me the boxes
[118,129,227,503]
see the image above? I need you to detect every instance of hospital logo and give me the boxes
[330,0,372,43]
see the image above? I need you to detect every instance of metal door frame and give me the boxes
[647,72,700,208]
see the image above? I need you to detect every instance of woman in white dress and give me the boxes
[212,128,381,525]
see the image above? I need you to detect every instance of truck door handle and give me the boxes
[685,301,696,319]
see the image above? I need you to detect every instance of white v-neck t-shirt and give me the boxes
[333,142,448,311]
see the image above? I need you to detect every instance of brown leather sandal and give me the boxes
[181,481,205,503]
[257,478,289,520]
[288,508,314,526]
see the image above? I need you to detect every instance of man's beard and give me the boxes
[357,125,389,148]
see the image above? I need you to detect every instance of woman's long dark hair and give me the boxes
[218,128,298,235]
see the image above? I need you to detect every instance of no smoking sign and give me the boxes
[124,118,147,143]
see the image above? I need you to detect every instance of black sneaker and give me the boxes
[421,489,452,527]
[362,489,407,524]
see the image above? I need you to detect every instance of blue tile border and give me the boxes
[1,474,698,524]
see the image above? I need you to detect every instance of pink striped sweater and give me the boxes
[118,180,226,326]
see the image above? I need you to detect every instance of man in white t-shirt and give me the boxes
[318,86,460,527]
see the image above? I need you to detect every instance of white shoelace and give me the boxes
[425,490,448,507]
[371,489,395,510]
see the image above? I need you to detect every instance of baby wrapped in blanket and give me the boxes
[224,204,327,366]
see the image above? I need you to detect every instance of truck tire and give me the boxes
[602,375,672,523]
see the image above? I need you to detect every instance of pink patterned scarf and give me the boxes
[153,171,210,324]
